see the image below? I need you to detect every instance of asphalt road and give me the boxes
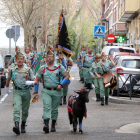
[0,65,140,140]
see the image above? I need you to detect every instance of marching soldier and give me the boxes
[5,52,36,135]
[95,52,115,106]
[81,48,95,89]
[7,46,21,68]
[77,46,84,82]
[33,48,70,133]
[89,54,101,101]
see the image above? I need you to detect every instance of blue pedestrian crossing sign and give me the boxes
[94,26,105,37]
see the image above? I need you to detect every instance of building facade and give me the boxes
[118,0,140,50]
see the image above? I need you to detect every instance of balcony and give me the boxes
[119,0,139,22]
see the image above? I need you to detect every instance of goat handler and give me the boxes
[30,47,70,133]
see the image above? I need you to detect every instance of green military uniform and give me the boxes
[37,63,66,120]
[8,62,35,122]
[95,58,114,105]
[83,53,95,88]
[89,62,99,94]
[77,52,83,80]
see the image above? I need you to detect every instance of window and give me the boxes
[109,48,135,55]
[77,1,80,5]
[121,60,140,69]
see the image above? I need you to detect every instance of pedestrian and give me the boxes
[5,52,36,135]
[33,47,70,133]
[95,52,115,106]
[89,54,101,101]
[81,48,95,89]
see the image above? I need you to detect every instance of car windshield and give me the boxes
[109,48,135,55]
[121,59,140,69]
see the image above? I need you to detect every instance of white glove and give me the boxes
[25,81,35,86]
[6,87,11,95]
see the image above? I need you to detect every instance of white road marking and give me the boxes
[0,94,8,104]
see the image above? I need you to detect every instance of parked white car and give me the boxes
[101,44,136,56]
[110,55,140,96]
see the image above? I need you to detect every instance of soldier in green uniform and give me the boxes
[34,48,70,133]
[89,54,101,101]
[77,46,84,82]
[95,52,115,106]
[7,46,20,68]
[5,52,35,135]
[81,49,95,89]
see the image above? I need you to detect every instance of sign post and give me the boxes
[12,26,20,48]
[94,26,105,53]
[6,29,15,54]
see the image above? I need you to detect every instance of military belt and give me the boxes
[44,87,57,91]
[84,66,90,68]
[14,86,29,90]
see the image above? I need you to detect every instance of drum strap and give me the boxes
[99,62,106,73]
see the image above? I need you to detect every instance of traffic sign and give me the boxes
[94,26,105,37]
[6,29,15,39]
[107,34,115,43]
[12,26,20,42]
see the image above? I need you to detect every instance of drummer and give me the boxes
[94,52,115,106]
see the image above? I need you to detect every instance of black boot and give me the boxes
[79,78,82,82]
[84,82,87,87]
[105,97,108,105]
[21,121,26,133]
[13,122,20,135]
[96,94,101,102]
[86,83,93,89]
[43,119,49,133]
[60,96,62,105]
[63,96,67,105]
[81,78,84,83]
[101,97,104,106]
[51,120,56,132]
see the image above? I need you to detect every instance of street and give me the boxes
[0,65,140,140]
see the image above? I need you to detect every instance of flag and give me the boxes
[57,12,72,57]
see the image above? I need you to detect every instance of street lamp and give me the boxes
[47,34,52,47]
[34,25,42,50]
[101,18,109,35]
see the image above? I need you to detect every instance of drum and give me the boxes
[103,72,117,90]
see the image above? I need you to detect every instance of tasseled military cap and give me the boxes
[95,53,101,59]
[15,52,24,59]
[15,46,20,51]
[46,46,54,55]
[101,52,107,57]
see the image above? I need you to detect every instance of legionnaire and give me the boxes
[77,46,84,82]
[95,52,115,106]
[81,48,95,89]
[7,46,21,68]
[34,48,70,133]
[5,52,36,135]
[89,54,101,101]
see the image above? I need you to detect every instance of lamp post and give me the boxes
[101,18,109,35]
[34,25,42,50]
[47,34,52,47]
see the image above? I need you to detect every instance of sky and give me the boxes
[0,21,24,48]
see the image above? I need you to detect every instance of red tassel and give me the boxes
[42,68,45,73]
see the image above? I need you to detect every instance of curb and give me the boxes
[109,96,140,105]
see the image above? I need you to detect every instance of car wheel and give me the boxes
[111,89,117,96]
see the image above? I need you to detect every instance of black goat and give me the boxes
[67,88,90,134]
